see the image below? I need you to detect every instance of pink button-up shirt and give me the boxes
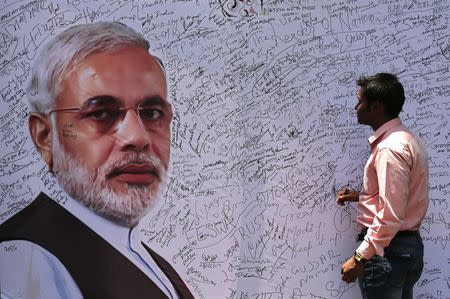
[356,118,429,259]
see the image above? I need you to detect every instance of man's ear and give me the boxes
[29,113,54,172]
[369,101,385,114]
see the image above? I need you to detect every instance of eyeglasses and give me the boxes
[48,95,172,135]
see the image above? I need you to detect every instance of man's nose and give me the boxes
[115,109,150,152]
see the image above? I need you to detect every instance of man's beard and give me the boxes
[51,130,166,227]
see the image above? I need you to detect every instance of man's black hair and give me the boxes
[357,73,405,118]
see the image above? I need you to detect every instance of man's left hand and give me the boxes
[341,255,365,283]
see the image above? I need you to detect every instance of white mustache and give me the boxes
[104,154,165,180]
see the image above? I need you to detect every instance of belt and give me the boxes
[357,227,419,242]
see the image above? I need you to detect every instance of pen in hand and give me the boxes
[336,184,350,206]
[336,185,359,206]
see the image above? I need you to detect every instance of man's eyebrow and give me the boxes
[81,95,170,107]
[83,95,118,105]
[141,96,171,108]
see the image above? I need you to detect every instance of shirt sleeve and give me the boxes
[0,240,83,299]
[357,146,412,259]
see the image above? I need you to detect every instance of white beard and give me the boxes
[51,129,166,227]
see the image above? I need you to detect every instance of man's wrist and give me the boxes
[354,251,366,263]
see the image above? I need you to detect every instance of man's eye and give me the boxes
[140,108,162,121]
[84,108,118,121]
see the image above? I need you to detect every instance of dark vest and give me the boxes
[0,192,194,299]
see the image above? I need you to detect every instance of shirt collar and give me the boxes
[63,195,133,249]
[368,117,402,147]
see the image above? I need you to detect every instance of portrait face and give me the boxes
[32,46,172,226]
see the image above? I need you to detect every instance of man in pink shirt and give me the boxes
[336,73,429,299]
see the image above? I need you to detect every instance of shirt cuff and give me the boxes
[356,239,376,260]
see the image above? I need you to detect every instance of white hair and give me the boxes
[27,22,158,113]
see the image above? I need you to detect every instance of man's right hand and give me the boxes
[336,189,360,205]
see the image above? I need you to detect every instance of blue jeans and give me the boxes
[358,232,424,299]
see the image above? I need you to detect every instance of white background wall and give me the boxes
[1,0,449,298]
